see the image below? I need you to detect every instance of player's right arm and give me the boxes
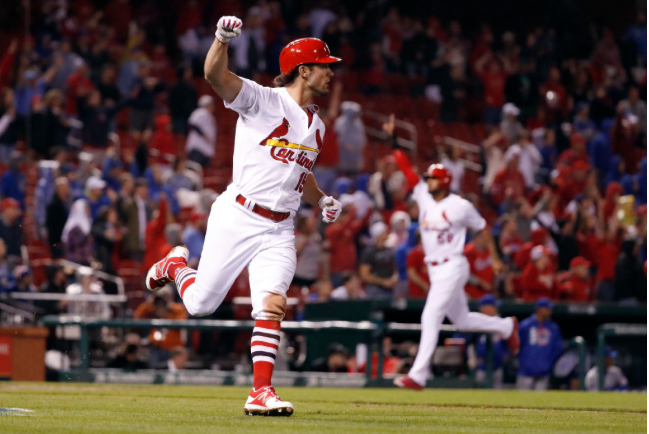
[204,16,243,104]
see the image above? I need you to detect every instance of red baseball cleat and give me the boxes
[506,317,520,355]
[244,386,294,416]
[145,245,189,292]
[393,376,424,391]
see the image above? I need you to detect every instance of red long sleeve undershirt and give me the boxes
[392,149,421,191]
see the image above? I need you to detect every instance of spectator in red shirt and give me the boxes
[464,231,494,299]
[475,52,514,124]
[557,161,591,213]
[140,196,171,274]
[150,115,175,157]
[540,66,567,115]
[602,182,623,223]
[557,133,589,168]
[490,146,526,206]
[406,235,429,299]
[514,227,551,271]
[65,61,93,116]
[594,218,621,301]
[519,246,556,301]
[556,256,593,302]
[325,205,371,287]
[499,214,524,261]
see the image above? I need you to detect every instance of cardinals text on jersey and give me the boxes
[224,78,325,213]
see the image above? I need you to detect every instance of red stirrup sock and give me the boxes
[251,320,281,390]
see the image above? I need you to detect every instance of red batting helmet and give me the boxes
[423,164,452,190]
[279,38,342,74]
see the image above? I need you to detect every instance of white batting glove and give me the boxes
[319,196,342,224]
[215,16,242,43]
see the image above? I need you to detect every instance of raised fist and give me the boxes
[215,16,242,43]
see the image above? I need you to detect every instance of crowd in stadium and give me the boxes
[0,0,646,324]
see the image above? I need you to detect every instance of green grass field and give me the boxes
[0,383,645,433]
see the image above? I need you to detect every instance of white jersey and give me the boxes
[224,77,325,213]
[412,181,486,264]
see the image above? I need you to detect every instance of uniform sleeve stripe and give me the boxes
[251,351,276,359]
[251,340,279,349]
[252,330,281,339]
[251,345,277,355]
[251,356,276,364]
[253,327,281,336]
[250,335,280,345]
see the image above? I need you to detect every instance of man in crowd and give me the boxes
[360,222,398,298]
[517,298,563,390]
[331,272,366,300]
[556,256,593,301]
[463,231,494,300]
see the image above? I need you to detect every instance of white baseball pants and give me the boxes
[180,186,297,319]
[408,258,514,386]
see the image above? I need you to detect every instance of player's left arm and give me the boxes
[303,173,341,223]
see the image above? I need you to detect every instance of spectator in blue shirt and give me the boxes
[146,165,180,216]
[182,211,207,268]
[573,102,597,141]
[624,11,647,64]
[85,176,111,220]
[0,154,26,208]
[516,297,563,390]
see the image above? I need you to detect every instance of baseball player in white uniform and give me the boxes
[145,16,343,416]
[383,118,520,390]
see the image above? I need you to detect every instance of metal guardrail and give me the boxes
[39,316,500,388]
[30,258,125,295]
[596,323,647,391]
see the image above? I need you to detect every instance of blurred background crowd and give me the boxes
[0,0,645,383]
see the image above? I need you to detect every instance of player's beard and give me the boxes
[308,82,329,97]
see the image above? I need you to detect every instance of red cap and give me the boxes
[530,245,551,261]
[572,160,590,172]
[571,133,587,146]
[279,38,341,74]
[1,198,19,211]
[423,164,452,189]
[530,227,548,245]
[570,256,591,268]
[190,211,207,222]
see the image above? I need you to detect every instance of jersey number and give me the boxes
[437,230,453,244]
[295,172,308,193]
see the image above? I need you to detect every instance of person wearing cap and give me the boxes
[585,346,628,391]
[499,102,523,143]
[145,16,343,415]
[556,159,592,213]
[514,226,552,271]
[520,245,556,301]
[63,266,111,319]
[0,197,23,259]
[556,256,593,302]
[14,61,60,117]
[473,295,511,389]
[360,221,398,299]
[168,66,198,135]
[557,133,589,169]
[85,176,111,220]
[186,94,217,167]
[573,102,597,140]
[489,145,526,206]
[516,297,563,390]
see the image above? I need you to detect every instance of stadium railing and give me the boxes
[39,316,506,388]
[596,323,647,391]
